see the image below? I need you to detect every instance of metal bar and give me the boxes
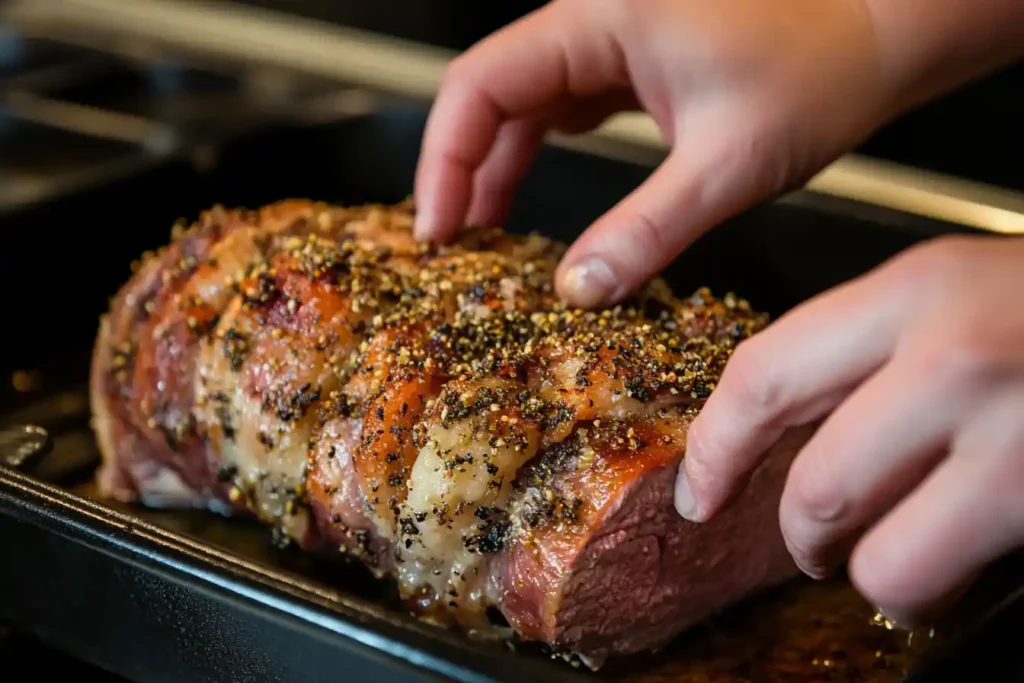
[5,0,1024,234]
[3,90,174,147]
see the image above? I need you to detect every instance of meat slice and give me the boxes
[307,241,566,582]
[92,199,423,513]
[91,201,319,510]
[307,412,394,571]
[193,233,411,545]
[494,415,813,668]
[397,376,546,626]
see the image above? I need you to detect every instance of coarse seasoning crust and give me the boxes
[309,212,766,564]
[92,197,779,666]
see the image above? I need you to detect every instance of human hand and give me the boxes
[413,0,1024,310]
[414,0,894,307]
[677,234,1024,626]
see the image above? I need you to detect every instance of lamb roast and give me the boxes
[89,198,809,668]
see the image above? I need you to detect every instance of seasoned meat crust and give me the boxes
[90,198,806,668]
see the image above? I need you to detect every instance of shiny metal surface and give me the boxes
[0,424,52,470]
[4,0,1024,235]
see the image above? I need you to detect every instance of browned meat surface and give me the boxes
[496,417,814,667]
[194,234,412,544]
[91,201,303,511]
[90,198,808,668]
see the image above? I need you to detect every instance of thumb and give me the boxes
[554,142,789,308]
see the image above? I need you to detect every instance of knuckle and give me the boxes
[784,455,848,524]
[889,234,972,293]
[722,126,799,198]
[441,54,478,93]
[912,331,1003,390]
[622,208,673,261]
[943,336,1002,382]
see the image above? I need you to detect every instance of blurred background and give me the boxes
[233,0,1024,192]
[2,0,1022,221]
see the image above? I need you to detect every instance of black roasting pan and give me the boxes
[1,88,1023,682]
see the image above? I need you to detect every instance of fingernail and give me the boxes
[798,561,836,581]
[675,469,703,522]
[560,257,618,308]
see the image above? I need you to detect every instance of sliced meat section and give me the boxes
[397,376,546,627]
[91,201,324,510]
[495,417,814,668]
[308,242,566,573]
[307,411,394,572]
[93,199,425,512]
[194,233,410,545]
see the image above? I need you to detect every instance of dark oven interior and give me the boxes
[2,35,1022,683]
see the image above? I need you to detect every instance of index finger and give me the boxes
[413,1,626,242]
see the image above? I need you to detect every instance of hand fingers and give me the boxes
[777,352,988,580]
[464,90,641,229]
[414,1,626,242]
[676,261,920,523]
[465,118,545,229]
[553,150,699,308]
[849,384,1024,626]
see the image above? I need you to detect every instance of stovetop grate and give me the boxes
[0,28,354,215]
